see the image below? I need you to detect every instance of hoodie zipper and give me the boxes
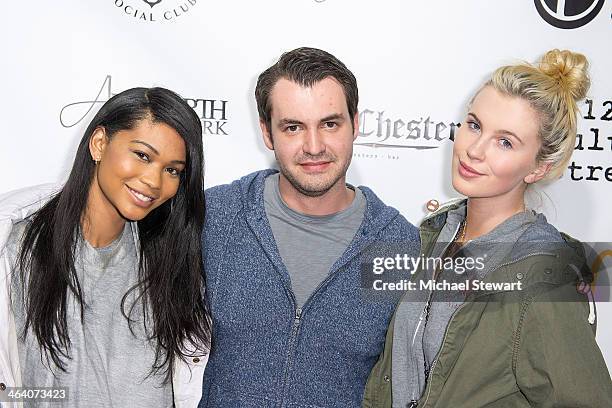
[276,213,392,406]
[278,249,361,406]
[417,251,556,407]
[408,222,462,402]
[278,259,354,406]
[278,298,302,407]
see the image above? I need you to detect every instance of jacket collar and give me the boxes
[419,198,588,295]
[238,169,399,238]
[238,169,401,292]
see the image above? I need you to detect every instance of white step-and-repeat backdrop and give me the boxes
[2,1,611,372]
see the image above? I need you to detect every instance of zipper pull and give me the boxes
[408,400,419,408]
[295,307,302,321]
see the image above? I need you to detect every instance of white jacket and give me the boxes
[0,185,207,408]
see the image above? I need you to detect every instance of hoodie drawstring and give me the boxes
[569,264,596,325]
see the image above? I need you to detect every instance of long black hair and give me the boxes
[16,87,210,381]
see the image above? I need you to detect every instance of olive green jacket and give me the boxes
[363,201,612,408]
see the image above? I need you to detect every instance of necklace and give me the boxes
[456,219,467,244]
[442,219,467,260]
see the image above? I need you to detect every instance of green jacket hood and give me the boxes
[420,199,591,292]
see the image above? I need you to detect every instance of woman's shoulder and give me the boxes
[0,184,61,221]
[0,184,61,255]
[503,214,592,302]
[514,211,586,263]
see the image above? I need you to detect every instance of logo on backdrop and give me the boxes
[112,0,198,22]
[59,75,229,135]
[352,108,458,161]
[534,0,605,29]
[142,0,162,7]
[568,98,612,183]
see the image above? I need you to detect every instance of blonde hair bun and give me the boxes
[484,49,592,181]
[538,49,590,101]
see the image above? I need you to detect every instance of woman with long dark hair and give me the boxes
[0,87,210,407]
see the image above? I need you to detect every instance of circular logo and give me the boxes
[113,0,198,23]
[535,0,605,29]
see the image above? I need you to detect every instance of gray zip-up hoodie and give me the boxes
[199,169,420,408]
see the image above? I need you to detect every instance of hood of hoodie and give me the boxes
[236,169,402,240]
[421,199,589,291]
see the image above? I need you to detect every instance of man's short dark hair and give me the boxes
[255,47,359,133]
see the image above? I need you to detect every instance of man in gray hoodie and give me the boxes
[198,47,420,407]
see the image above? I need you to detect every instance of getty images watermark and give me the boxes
[368,254,524,292]
[360,241,612,302]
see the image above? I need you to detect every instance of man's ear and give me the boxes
[352,112,359,140]
[524,161,553,184]
[260,119,274,150]
[89,127,109,162]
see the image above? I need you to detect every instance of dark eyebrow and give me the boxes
[277,118,305,128]
[131,140,159,155]
[131,140,186,165]
[277,114,346,128]
[467,113,523,144]
[320,113,345,123]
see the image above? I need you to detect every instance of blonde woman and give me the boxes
[363,50,612,407]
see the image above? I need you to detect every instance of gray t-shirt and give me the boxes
[8,222,172,408]
[263,173,366,307]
